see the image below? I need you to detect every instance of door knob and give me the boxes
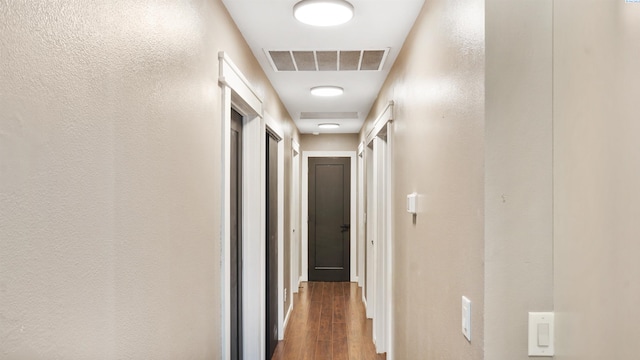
[340,224,350,232]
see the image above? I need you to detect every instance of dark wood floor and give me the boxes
[271,282,385,360]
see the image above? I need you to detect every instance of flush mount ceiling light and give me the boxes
[310,86,344,97]
[318,123,340,129]
[293,0,354,27]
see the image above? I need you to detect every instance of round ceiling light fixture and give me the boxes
[311,86,344,97]
[293,0,354,27]
[318,123,340,129]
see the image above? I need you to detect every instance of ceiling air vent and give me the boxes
[266,49,389,72]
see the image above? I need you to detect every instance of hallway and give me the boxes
[271,282,385,360]
[3,0,640,359]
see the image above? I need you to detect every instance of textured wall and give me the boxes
[0,0,297,358]
[300,134,360,152]
[484,0,554,358]
[553,2,640,359]
[360,0,485,358]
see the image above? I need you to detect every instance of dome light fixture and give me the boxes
[293,0,354,27]
[318,123,340,129]
[311,86,344,97]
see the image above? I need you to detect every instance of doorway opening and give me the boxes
[308,157,351,282]
[266,130,279,359]
[220,52,269,360]
[302,151,357,284]
[230,108,243,360]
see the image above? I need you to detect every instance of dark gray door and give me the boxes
[266,132,278,360]
[230,109,243,360]
[308,157,350,282]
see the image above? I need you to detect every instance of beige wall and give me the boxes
[5,0,640,359]
[0,0,297,358]
[360,0,485,358]
[484,1,554,359]
[300,133,360,152]
[553,2,640,359]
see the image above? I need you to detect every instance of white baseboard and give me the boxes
[281,303,293,340]
[362,292,373,319]
[293,277,300,293]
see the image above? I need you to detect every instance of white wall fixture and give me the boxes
[293,0,354,27]
[462,296,471,342]
[528,312,554,356]
[406,192,418,214]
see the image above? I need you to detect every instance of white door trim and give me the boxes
[291,140,301,293]
[357,143,365,290]
[366,101,394,358]
[264,112,286,341]
[365,144,375,319]
[219,52,266,360]
[301,151,357,283]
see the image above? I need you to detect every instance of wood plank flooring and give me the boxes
[271,282,386,360]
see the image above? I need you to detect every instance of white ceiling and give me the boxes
[221,0,425,134]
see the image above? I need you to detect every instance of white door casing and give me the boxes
[365,144,375,319]
[264,113,286,341]
[219,52,265,360]
[291,141,301,292]
[220,53,285,360]
[357,143,366,290]
[365,101,394,357]
[301,151,357,283]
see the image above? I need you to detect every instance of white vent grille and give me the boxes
[266,49,389,72]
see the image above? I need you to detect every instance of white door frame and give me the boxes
[301,151,357,283]
[220,52,285,360]
[365,101,394,357]
[357,143,366,290]
[365,144,375,317]
[291,140,301,291]
[264,113,286,341]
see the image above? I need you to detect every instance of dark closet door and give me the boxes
[266,132,279,360]
[308,157,350,282]
[230,109,243,360]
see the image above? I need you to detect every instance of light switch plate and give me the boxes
[462,296,471,341]
[406,193,418,214]
[528,312,554,356]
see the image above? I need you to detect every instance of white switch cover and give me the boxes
[407,193,418,214]
[528,312,554,356]
[462,296,471,341]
